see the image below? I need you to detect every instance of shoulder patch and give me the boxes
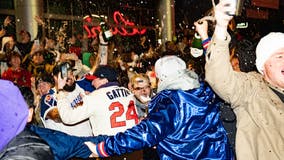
[44,94,57,107]
[45,95,52,102]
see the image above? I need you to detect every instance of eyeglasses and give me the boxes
[134,86,150,91]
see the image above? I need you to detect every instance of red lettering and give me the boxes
[83,25,92,38]
[91,26,100,38]
[83,11,147,38]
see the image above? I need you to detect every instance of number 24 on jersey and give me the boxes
[109,100,139,128]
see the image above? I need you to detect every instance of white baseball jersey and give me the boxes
[58,85,139,136]
[42,84,93,137]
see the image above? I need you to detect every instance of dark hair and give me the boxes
[235,39,257,72]
[43,50,56,65]
[6,51,22,67]
[18,86,34,109]
[32,50,44,58]
[35,73,55,88]
[18,86,38,125]
[20,30,31,39]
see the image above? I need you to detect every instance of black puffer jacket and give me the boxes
[0,127,54,160]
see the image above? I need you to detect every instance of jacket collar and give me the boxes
[97,81,119,89]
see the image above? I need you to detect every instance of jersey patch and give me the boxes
[44,94,57,108]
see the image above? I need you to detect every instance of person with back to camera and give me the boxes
[83,55,234,160]
[57,64,143,159]
[204,0,284,159]
[0,80,54,159]
[0,79,107,160]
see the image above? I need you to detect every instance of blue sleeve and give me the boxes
[96,93,177,157]
[76,78,95,92]
[40,94,57,118]
[29,125,107,160]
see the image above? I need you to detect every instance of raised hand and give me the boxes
[4,16,12,27]
[0,29,6,37]
[214,0,235,28]
[57,73,67,90]
[34,16,45,26]
[194,20,209,41]
[213,0,236,39]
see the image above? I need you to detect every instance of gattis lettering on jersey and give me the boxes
[71,93,84,108]
[106,88,131,100]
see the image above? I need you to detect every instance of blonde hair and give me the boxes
[130,73,150,88]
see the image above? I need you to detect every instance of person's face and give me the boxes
[231,57,240,72]
[46,39,55,49]
[167,42,178,51]
[132,81,151,98]
[69,36,76,44]
[131,52,138,61]
[32,53,44,65]
[63,70,76,92]
[57,36,64,43]
[10,56,21,68]
[89,55,96,67]
[37,82,52,96]
[263,47,284,89]
[65,70,76,86]
[20,32,30,43]
[7,40,16,49]
[182,36,188,44]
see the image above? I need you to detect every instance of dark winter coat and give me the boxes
[0,127,54,160]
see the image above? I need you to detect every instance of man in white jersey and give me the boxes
[40,62,93,137]
[57,65,139,136]
[57,65,141,159]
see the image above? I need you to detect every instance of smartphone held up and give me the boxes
[60,63,69,79]
[33,39,40,51]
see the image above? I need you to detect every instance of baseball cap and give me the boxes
[85,65,118,82]
[256,32,284,74]
[0,80,28,151]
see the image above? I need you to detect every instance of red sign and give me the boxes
[246,8,269,19]
[252,0,279,9]
[84,11,147,38]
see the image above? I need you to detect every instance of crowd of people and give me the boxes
[0,0,283,159]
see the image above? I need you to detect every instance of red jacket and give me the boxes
[2,68,32,88]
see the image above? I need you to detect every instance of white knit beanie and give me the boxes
[256,32,284,74]
[0,36,13,53]
[155,55,200,92]
[155,55,186,81]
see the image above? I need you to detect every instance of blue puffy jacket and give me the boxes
[95,82,234,160]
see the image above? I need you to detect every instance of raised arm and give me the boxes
[56,74,96,124]
[84,95,177,158]
[204,0,253,107]
[98,32,108,65]
[34,16,45,41]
